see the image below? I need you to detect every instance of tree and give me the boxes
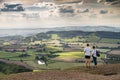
[117,42,120,44]
[40,56,48,66]
[35,56,39,60]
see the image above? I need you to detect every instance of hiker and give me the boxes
[92,46,98,68]
[84,43,92,68]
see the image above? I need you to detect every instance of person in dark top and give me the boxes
[92,46,98,68]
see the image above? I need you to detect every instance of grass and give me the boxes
[51,34,59,40]
[54,52,84,58]
[96,43,119,48]
[44,62,84,70]
[54,51,105,58]
[46,45,63,51]
[0,50,37,61]
[0,73,6,79]
[99,38,120,43]
[63,37,80,42]
[25,61,85,70]
[0,45,113,74]
[0,51,21,59]
[1,64,120,80]
[8,56,35,61]
[98,49,111,53]
[25,50,106,70]
[71,63,120,75]
[0,49,105,61]
[86,34,100,42]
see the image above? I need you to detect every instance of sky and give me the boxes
[0,0,120,29]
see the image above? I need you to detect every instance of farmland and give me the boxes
[0,30,120,78]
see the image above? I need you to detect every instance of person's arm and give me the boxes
[91,49,94,56]
[84,48,86,54]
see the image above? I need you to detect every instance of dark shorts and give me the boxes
[85,55,91,59]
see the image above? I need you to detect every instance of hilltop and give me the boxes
[1,63,120,80]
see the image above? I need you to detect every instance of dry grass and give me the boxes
[1,64,120,80]
[71,64,120,75]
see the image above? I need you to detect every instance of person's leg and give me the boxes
[95,58,97,67]
[93,57,97,68]
[88,59,91,68]
[85,59,88,68]
[93,57,95,66]
[85,56,88,68]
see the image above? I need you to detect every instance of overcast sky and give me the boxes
[0,0,120,29]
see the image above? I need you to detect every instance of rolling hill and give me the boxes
[0,26,120,37]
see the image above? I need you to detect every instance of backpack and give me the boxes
[96,50,100,57]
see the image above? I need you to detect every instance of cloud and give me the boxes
[0,1,120,28]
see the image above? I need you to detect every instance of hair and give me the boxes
[86,43,89,46]
[93,46,95,49]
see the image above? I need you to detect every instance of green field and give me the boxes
[54,51,105,58]
[64,37,80,42]
[26,61,85,70]
[0,50,36,61]
[86,34,100,42]
[46,46,63,51]
[51,34,59,40]
[0,51,21,59]
[0,50,105,70]
[0,45,109,71]
[24,52,86,70]
[99,38,120,43]
[54,52,84,58]
[98,49,111,53]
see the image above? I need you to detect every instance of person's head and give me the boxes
[86,43,89,47]
[93,46,95,49]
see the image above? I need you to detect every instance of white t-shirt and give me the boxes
[84,47,92,56]
[92,49,97,57]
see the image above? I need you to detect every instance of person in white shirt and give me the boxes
[84,44,92,68]
[92,46,97,68]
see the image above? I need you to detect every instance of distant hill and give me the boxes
[24,29,120,43]
[0,26,120,37]
[53,26,120,32]
[45,30,120,39]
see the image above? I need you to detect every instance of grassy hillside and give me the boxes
[1,64,120,80]
[0,61,32,76]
